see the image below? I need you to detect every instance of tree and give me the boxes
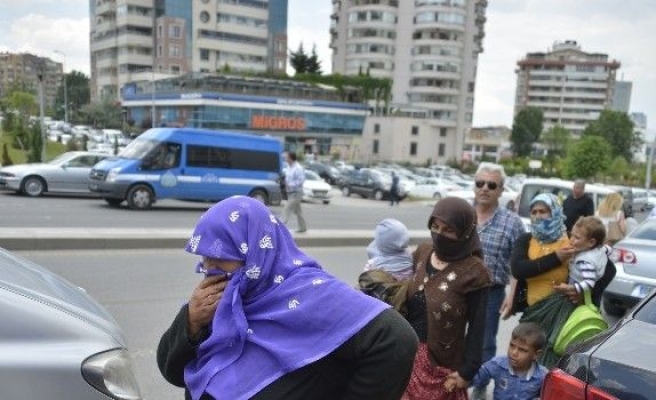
[54,70,90,122]
[564,136,612,179]
[80,97,123,129]
[307,45,322,75]
[582,110,641,163]
[541,124,569,173]
[511,107,544,157]
[289,43,310,75]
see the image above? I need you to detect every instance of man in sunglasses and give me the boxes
[470,163,525,400]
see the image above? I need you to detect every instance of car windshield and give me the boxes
[629,221,656,240]
[305,170,321,181]
[119,138,159,159]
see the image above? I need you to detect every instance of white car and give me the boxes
[303,170,332,204]
[409,177,461,200]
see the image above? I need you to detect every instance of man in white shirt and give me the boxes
[282,152,307,233]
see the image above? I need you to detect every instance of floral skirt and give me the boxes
[402,343,468,400]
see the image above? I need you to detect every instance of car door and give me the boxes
[55,154,107,192]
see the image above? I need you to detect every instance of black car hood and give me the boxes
[585,319,656,399]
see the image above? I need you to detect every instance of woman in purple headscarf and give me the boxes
[157,196,418,400]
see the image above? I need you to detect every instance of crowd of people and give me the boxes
[156,163,623,400]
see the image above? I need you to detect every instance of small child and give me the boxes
[363,218,413,280]
[445,322,548,400]
[358,218,413,314]
[556,216,609,295]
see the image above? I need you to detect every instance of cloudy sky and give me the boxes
[1,0,654,130]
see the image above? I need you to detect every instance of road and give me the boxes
[14,247,525,400]
[0,190,435,230]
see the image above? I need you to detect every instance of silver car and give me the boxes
[0,247,142,399]
[603,217,656,316]
[0,151,109,197]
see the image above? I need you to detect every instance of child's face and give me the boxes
[507,337,540,372]
[569,225,596,251]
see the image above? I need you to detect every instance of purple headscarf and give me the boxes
[183,196,389,400]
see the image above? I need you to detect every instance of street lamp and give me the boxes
[53,50,68,123]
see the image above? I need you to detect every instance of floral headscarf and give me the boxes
[183,196,388,400]
[529,193,567,243]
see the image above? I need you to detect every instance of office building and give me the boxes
[330,0,488,164]
[0,52,62,108]
[90,0,288,102]
[611,80,632,112]
[514,40,621,136]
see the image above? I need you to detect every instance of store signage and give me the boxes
[251,115,306,131]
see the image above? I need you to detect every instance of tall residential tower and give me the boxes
[89,0,288,102]
[330,0,487,164]
[514,40,622,136]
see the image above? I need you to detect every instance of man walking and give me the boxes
[282,152,307,233]
[389,171,400,206]
[470,163,525,400]
[563,179,594,234]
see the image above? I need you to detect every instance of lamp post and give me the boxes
[151,68,156,128]
[53,50,68,123]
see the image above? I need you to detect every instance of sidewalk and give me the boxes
[0,228,431,251]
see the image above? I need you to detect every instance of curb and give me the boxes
[0,229,431,251]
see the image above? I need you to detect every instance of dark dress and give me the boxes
[157,306,418,400]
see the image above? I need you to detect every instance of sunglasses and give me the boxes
[196,261,234,279]
[475,180,499,190]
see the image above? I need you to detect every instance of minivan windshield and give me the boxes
[119,138,159,159]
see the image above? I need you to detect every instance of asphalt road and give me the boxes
[0,189,435,230]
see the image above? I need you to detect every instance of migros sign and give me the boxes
[251,115,306,131]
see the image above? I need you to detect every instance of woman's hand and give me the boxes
[556,246,577,262]
[187,275,230,339]
[500,294,513,320]
[553,283,582,304]
[445,372,469,390]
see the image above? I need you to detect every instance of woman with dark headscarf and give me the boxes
[403,197,491,400]
[509,193,576,367]
[157,196,418,400]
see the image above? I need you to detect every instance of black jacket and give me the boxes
[157,306,418,400]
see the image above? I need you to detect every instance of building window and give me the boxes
[410,142,417,156]
[158,25,162,37]
[169,45,180,58]
[158,45,162,57]
[411,125,419,135]
[171,65,180,74]
[374,123,380,134]
[373,139,379,154]
[440,127,447,137]
[170,25,181,38]
[438,143,445,156]
[200,49,210,61]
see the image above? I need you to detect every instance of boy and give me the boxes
[555,216,609,296]
[445,322,547,399]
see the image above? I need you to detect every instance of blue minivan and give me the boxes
[89,128,283,210]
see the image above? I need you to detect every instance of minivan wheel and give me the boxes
[126,184,154,210]
[374,190,384,201]
[249,189,268,205]
[21,176,47,197]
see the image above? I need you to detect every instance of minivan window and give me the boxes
[142,143,181,170]
[120,138,159,159]
[187,145,279,172]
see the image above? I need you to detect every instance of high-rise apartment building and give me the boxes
[514,40,621,136]
[0,52,63,108]
[330,0,487,164]
[89,0,288,102]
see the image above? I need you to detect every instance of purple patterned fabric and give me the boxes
[183,196,389,400]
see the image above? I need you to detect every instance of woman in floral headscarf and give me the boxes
[157,196,418,400]
[508,193,577,367]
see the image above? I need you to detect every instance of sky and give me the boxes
[1,0,654,132]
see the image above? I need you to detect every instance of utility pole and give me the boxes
[37,67,47,162]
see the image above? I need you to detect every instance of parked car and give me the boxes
[341,168,406,201]
[541,289,656,400]
[0,151,110,197]
[409,177,461,200]
[305,162,343,186]
[0,247,142,399]
[602,218,656,316]
[302,170,332,204]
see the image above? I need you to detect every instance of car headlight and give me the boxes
[106,168,121,183]
[81,348,142,400]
